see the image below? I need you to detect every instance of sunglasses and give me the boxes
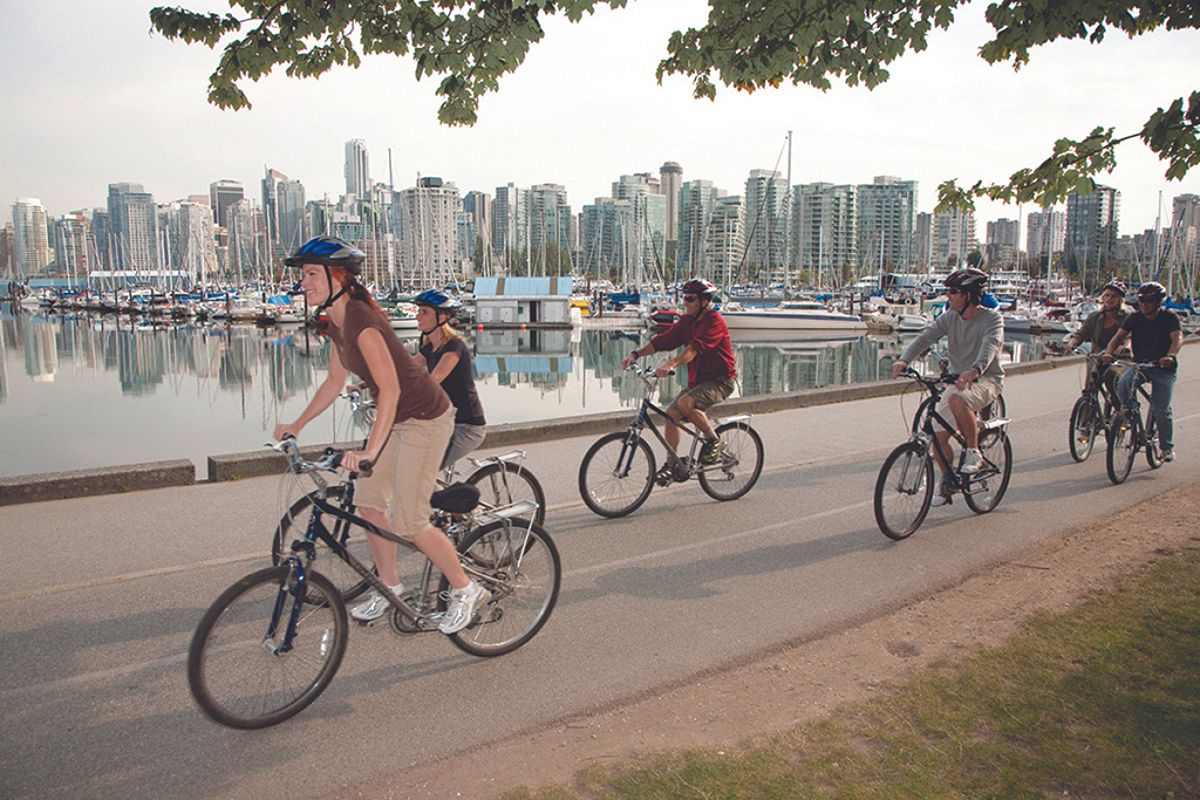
[683,295,699,302]
[946,288,967,295]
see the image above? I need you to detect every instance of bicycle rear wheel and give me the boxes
[874,442,934,540]
[444,519,561,657]
[1068,395,1100,462]
[964,429,1012,513]
[1145,414,1162,469]
[188,566,348,729]
[272,486,373,603]
[699,421,764,501]
[466,462,547,526]
[578,431,656,518]
[1106,410,1137,485]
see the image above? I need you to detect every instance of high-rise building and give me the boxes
[914,212,934,268]
[226,199,268,279]
[1065,185,1120,276]
[580,198,632,278]
[660,161,683,266]
[743,169,788,273]
[209,180,244,229]
[794,183,857,281]
[705,196,745,288]
[1026,208,1066,264]
[277,179,307,253]
[612,174,666,280]
[261,167,288,258]
[344,139,370,198]
[492,183,529,272]
[11,198,51,276]
[173,201,217,282]
[985,218,1020,267]
[856,176,918,271]
[53,213,90,277]
[107,183,158,270]
[1170,193,1200,270]
[529,183,572,275]
[462,191,491,273]
[398,177,460,286]
[932,207,976,269]
[678,180,719,276]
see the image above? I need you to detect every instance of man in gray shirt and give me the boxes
[891,268,1004,505]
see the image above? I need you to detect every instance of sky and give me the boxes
[3,0,1199,236]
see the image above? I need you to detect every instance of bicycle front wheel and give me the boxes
[445,519,561,657]
[964,429,1012,514]
[188,566,348,729]
[699,421,764,501]
[874,442,934,540]
[272,486,373,603]
[578,432,656,518]
[1068,395,1100,462]
[466,462,547,526]
[1106,410,1137,485]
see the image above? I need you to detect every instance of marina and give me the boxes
[0,306,1061,479]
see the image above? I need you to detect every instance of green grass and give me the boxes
[508,546,1200,799]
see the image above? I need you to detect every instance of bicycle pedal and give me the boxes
[354,616,386,629]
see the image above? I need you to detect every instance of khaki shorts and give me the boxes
[356,406,454,533]
[671,376,736,413]
[936,377,1002,418]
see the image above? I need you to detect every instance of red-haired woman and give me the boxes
[273,237,488,634]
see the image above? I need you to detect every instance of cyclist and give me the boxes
[414,289,487,471]
[891,268,1004,505]
[1067,280,1130,401]
[621,277,736,466]
[273,236,488,633]
[1101,280,1182,462]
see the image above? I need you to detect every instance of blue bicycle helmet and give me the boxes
[414,289,463,312]
[284,236,365,274]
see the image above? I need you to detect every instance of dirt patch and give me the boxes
[337,480,1200,800]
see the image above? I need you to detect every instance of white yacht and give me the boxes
[721,300,867,332]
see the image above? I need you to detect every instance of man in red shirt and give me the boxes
[622,278,737,464]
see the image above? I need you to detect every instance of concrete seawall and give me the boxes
[0,355,1071,506]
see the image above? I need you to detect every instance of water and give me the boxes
[0,308,1059,478]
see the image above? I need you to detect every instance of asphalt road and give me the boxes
[2,357,1198,800]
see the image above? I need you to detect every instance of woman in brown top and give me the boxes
[273,237,488,634]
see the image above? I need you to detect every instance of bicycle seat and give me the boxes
[431,482,481,513]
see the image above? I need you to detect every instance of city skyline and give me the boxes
[2,1,1199,234]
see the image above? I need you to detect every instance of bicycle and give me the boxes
[874,367,1013,540]
[1104,360,1166,485]
[188,438,560,729]
[339,388,546,525]
[577,364,764,518]
[1067,348,1122,462]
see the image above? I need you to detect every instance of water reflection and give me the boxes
[0,308,1058,477]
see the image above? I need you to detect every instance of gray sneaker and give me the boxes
[699,437,727,465]
[439,580,491,634]
[350,581,405,622]
[959,448,984,475]
[1163,448,1175,462]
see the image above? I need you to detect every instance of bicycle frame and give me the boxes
[906,370,1006,486]
[615,366,749,479]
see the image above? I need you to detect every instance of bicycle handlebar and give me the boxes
[271,436,372,477]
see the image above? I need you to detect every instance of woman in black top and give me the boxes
[414,289,487,471]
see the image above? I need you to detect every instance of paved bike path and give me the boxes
[1,359,1198,800]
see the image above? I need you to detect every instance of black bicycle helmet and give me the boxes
[944,268,988,299]
[681,278,718,299]
[1100,279,1127,296]
[1136,281,1167,304]
[414,288,463,312]
[284,236,365,274]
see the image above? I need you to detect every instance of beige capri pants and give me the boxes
[355,406,455,534]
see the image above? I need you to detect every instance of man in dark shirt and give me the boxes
[622,278,736,464]
[1103,281,1183,461]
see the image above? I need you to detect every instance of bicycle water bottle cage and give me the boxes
[431,482,481,513]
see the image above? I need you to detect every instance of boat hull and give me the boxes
[722,310,867,332]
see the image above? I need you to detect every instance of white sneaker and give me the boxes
[959,448,984,475]
[439,580,491,634]
[1163,448,1175,462]
[350,581,405,622]
[931,479,954,507]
